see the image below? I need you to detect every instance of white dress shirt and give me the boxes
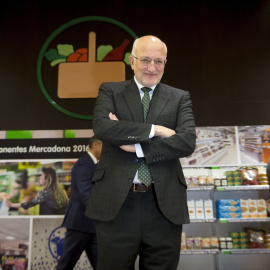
[88,151,98,164]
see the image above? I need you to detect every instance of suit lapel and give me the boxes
[147,83,169,123]
[122,80,144,122]
[122,81,169,124]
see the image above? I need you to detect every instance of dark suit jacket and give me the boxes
[85,79,196,225]
[62,153,96,233]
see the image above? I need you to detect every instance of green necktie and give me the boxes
[138,87,153,186]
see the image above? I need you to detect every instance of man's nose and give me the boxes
[147,61,156,71]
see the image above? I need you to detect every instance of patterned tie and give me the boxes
[138,87,153,186]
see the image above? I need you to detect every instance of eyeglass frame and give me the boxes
[132,55,167,66]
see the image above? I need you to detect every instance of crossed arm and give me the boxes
[108,112,176,153]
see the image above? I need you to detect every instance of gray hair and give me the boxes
[131,36,168,57]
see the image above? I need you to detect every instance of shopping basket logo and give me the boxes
[57,32,126,98]
[37,16,137,119]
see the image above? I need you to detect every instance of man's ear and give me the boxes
[129,55,135,70]
[93,141,98,149]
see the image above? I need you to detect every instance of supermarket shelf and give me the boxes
[197,138,222,143]
[218,218,270,223]
[221,248,270,254]
[216,185,269,191]
[190,218,216,223]
[181,249,270,255]
[183,164,267,168]
[181,249,219,255]
[188,186,215,191]
[188,185,269,191]
[201,148,227,165]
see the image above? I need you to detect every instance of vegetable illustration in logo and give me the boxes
[44,32,130,98]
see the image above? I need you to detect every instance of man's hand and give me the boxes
[119,145,136,153]
[109,112,118,121]
[154,125,176,138]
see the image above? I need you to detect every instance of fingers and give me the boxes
[119,145,136,153]
[109,112,118,121]
[154,125,176,138]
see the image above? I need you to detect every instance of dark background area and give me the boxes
[1,0,270,130]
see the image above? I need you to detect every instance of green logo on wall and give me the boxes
[37,16,137,120]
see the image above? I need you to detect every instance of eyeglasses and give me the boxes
[132,56,167,66]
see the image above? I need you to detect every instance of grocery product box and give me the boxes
[257,199,267,218]
[187,200,195,208]
[216,199,242,219]
[204,199,214,218]
[216,199,240,207]
[187,200,196,219]
[217,205,241,213]
[181,232,186,250]
[248,199,258,218]
[240,199,250,218]
[186,237,194,249]
[195,200,204,219]
[217,211,242,219]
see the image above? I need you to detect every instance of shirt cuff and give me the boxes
[135,143,144,157]
[149,125,155,138]
[135,125,154,157]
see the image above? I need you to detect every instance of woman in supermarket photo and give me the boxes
[6,167,69,215]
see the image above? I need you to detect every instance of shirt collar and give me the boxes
[88,151,98,164]
[134,76,157,92]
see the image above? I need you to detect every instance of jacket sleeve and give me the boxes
[72,160,96,207]
[141,91,196,164]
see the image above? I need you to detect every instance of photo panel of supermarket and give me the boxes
[238,125,270,165]
[181,126,239,166]
[0,160,75,216]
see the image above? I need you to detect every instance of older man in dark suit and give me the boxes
[86,35,196,270]
[56,136,102,270]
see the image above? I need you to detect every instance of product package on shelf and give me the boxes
[238,166,259,185]
[240,199,250,218]
[245,227,267,249]
[187,200,196,219]
[230,231,249,249]
[204,199,214,218]
[182,233,219,250]
[241,199,268,218]
[216,199,242,219]
[195,200,204,219]
[188,199,214,219]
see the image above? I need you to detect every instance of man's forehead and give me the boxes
[136,42,166,53]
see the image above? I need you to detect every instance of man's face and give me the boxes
[129,37,167,87]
